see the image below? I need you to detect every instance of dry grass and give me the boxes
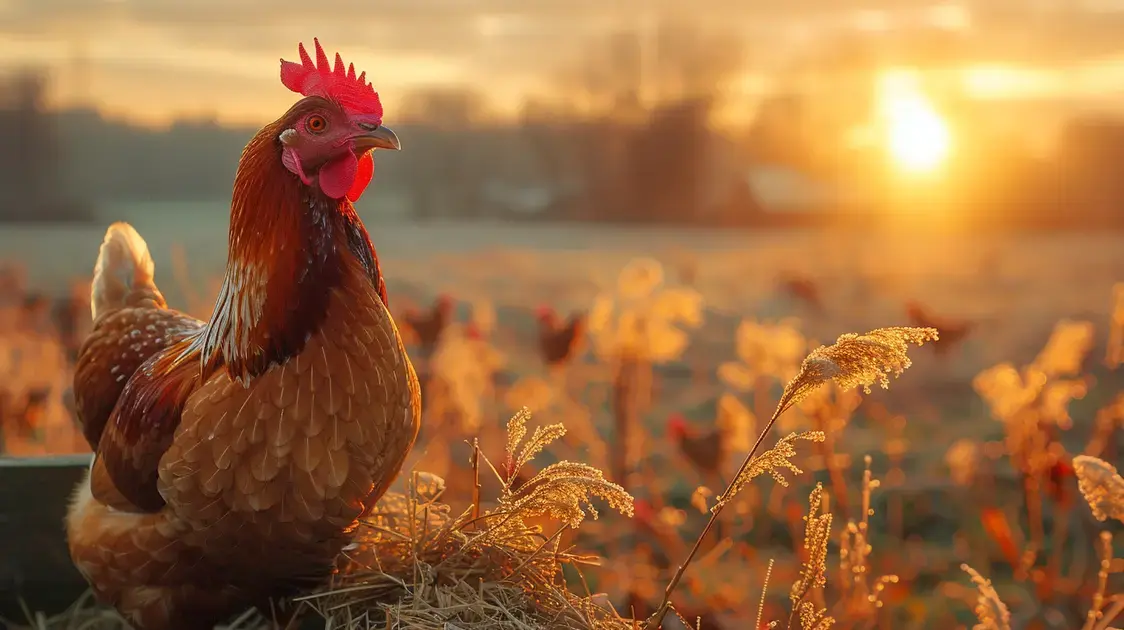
[1073,455,1124,524]
[7,240,1124,628]
[642,326,935,629]
[960,564,1011,630]
[788,484,833,629]
[299,408,634,630]
[10,323,937,630]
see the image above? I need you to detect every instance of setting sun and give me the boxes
[878,72,952,174]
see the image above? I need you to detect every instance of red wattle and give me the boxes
[347,151,375,202]
[318,152,359,200]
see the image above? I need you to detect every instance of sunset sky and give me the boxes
[2,0,1124,127]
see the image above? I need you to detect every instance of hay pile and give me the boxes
[16,409,635,630]
[302,408,635,629]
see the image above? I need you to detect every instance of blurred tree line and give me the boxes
[0,72,92,222]
[3,20,1124,228]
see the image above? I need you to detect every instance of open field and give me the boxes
[2,205,1123,629]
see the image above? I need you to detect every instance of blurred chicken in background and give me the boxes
[399,293,456,356]
[0,281,74,454]
[52,281,92,363]
[777,271,824,316]
[535,305,586,369]
[666,394,754,488]
[905,299,974,357]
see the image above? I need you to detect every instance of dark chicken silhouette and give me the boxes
[905,300,973,356]
[777,272,824,315]
[400,293,455,354]
[16,389,49,437]
[666,408,748,549]
[52,285,91,362]
[666,402,753,486]
[463,321,483,341]
[1041,425,1076,508]
[0,389,48,443]
[535,305,585,367]
[20,293,52,332]
[1046,455,1075,507]
[666,413,727,487]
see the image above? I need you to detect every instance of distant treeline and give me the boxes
[43,104,1124,230]
[7,88,1124,230]
[24,100,744,226]
[55,109,254,203]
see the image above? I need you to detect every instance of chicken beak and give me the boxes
[354,123,401,151]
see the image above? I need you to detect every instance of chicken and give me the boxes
[667,413,725,486]
[666,397,753,487]
[65,39,420,630]
[399,294,455,355]
[777,272,824,315]
[21,292,53,333]
[52,282,92,363]
[464,321,483,341]
[535,305,585,367]
[1046,455,1075,508]
[12,388,49,439]
[905,299,973,356]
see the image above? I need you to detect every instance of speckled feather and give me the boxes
[73,307,205,452]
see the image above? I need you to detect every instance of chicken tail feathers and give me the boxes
[91,222,166,322]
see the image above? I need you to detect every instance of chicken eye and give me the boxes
[306,114,328,134]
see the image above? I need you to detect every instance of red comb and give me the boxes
[280,38,383,121]
[667,413,688,435]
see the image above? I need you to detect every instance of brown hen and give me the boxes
[667,413,726,488]
[905,299,973,356]
[399,294,455,355]
[535,305,585,367]
[777,272,824,315]
[66,39,420,630]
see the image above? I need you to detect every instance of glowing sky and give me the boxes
[1,0,1124,126]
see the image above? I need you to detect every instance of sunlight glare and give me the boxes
[878,72,952,174]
